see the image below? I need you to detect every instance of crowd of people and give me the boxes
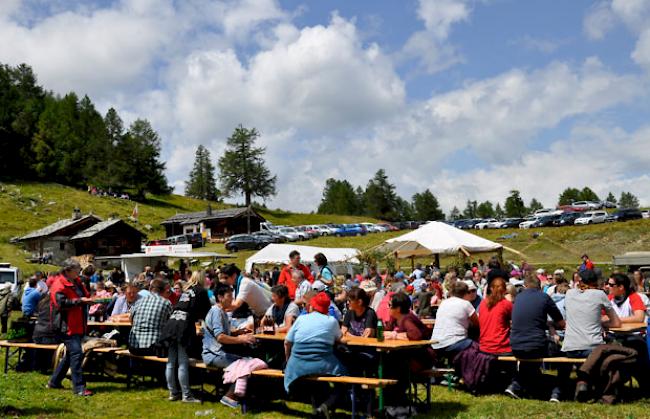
[6,250,650,415]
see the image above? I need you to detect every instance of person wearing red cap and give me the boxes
[284,292,345,417]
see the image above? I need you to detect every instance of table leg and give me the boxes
[4,346,8,374]
[378,351,384,412]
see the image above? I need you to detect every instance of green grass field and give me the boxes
[1,345,650,418]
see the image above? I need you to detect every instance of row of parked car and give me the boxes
[454,208,648,231]
[223,221,422,252]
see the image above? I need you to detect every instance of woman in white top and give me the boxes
[431,282,478,356]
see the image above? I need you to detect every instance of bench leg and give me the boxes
[127,358,133,389]
[4,346,9,374]
[350,385,356,419]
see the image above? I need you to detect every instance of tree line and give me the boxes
[0,63,170,199]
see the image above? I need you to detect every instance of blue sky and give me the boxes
[1,0,649,212]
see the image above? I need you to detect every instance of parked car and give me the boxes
[316,225,337,236]
[533,208,556,216]
[498,218,524,229]
[574,211,608,225]
[601,201,617,209]
[607,208,643,222]
[519,217,540,229]
[642,210,650,219]
[531,214,561,228]
[295,226,318,239]
[474,219,498,229]
[334,224,368,237]
[277,227,302,241]
[167,234,189,245]
[552,212,582,227]
[146,239,170,246]
[567,201,598,211]
[225,234,270,252]
[378,223,399,231]
[252,231,286,243]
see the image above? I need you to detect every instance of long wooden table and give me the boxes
[88,321,204,335]
[609,322,647,333]
[253,332,436,411]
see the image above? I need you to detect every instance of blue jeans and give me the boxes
[50,334,85,393]
[204,351,242,369]
[166,342,191,399]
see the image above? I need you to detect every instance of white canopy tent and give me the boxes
[380,221,503,262]
[245,244,360,274]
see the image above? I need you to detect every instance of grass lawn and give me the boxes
[2,345,650,418]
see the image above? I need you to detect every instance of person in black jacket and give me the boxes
[160,270,211,403]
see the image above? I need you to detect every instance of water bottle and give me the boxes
[377,319,384,342]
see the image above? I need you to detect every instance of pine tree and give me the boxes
[476,201,495,218]
[449,206,461,221]
[558,187,581,206]
[505,190,526,217]
[495,203,505,219]
[578,187,599,202]
[185,145,219,201]
[363,169,399,220]
[122,119,171,198]
[218,125,277,232]
[412,189,445,221]
[619,191,640,209]
[528,198,544,213]
[317,179,358,215]
[606,192,617,204]
[462,200,478,219]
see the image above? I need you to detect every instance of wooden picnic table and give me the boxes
[253,332,436,411]
[608,322,647,333]
[88,321,204,335]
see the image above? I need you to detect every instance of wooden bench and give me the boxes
[414,368,456,406]
[111,349,222,389]
[498,356,587,364]
[1,340,60,373]
[250,368,397,418]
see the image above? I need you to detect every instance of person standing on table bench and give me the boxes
[562,269,620,401]
[202,285,258,409]
[47,259,94,396]
[128,279,172,356]
[505,274,565,402]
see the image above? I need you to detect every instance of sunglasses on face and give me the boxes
[607,282,618,287]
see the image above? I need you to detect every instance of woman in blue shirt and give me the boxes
[284,292,346,417]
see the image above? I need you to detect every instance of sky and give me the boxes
[2,0,650,213]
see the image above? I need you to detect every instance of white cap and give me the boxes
[463,280,477,291]
[536,268,546,275]
[312,280,327,292]
[554,269,565,275]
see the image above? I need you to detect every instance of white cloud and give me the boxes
[583,1,617,40]
[512,35,564,54]
[584,0,650,72]
[399,0,471,74]
[427,125,650,211]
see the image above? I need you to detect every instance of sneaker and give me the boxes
[75,389,93,397]
[549,393,561,403]
[181,396,201,403]
[46,382,64,390]
[220,396,240,409]
[574,382,589,402]
[505,384,521,399]
[168,393,181,401]
[314,403,331,419]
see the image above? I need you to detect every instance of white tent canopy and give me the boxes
[245,244,360,273]
[381,221,503,258]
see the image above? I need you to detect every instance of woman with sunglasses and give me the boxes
[605,273,646,324]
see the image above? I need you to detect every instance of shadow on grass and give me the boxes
[415,401,467,418]
[1,405,71,417]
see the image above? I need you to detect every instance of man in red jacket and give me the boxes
[277,250,314,300]
[47,259,94,396]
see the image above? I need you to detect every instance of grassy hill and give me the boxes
[0,181,377,273]
[2,181,650,276]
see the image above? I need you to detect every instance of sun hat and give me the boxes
[463,280,477,291]
[359,280,377,293]
[310,292,330,315]
[312,280,327,292]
